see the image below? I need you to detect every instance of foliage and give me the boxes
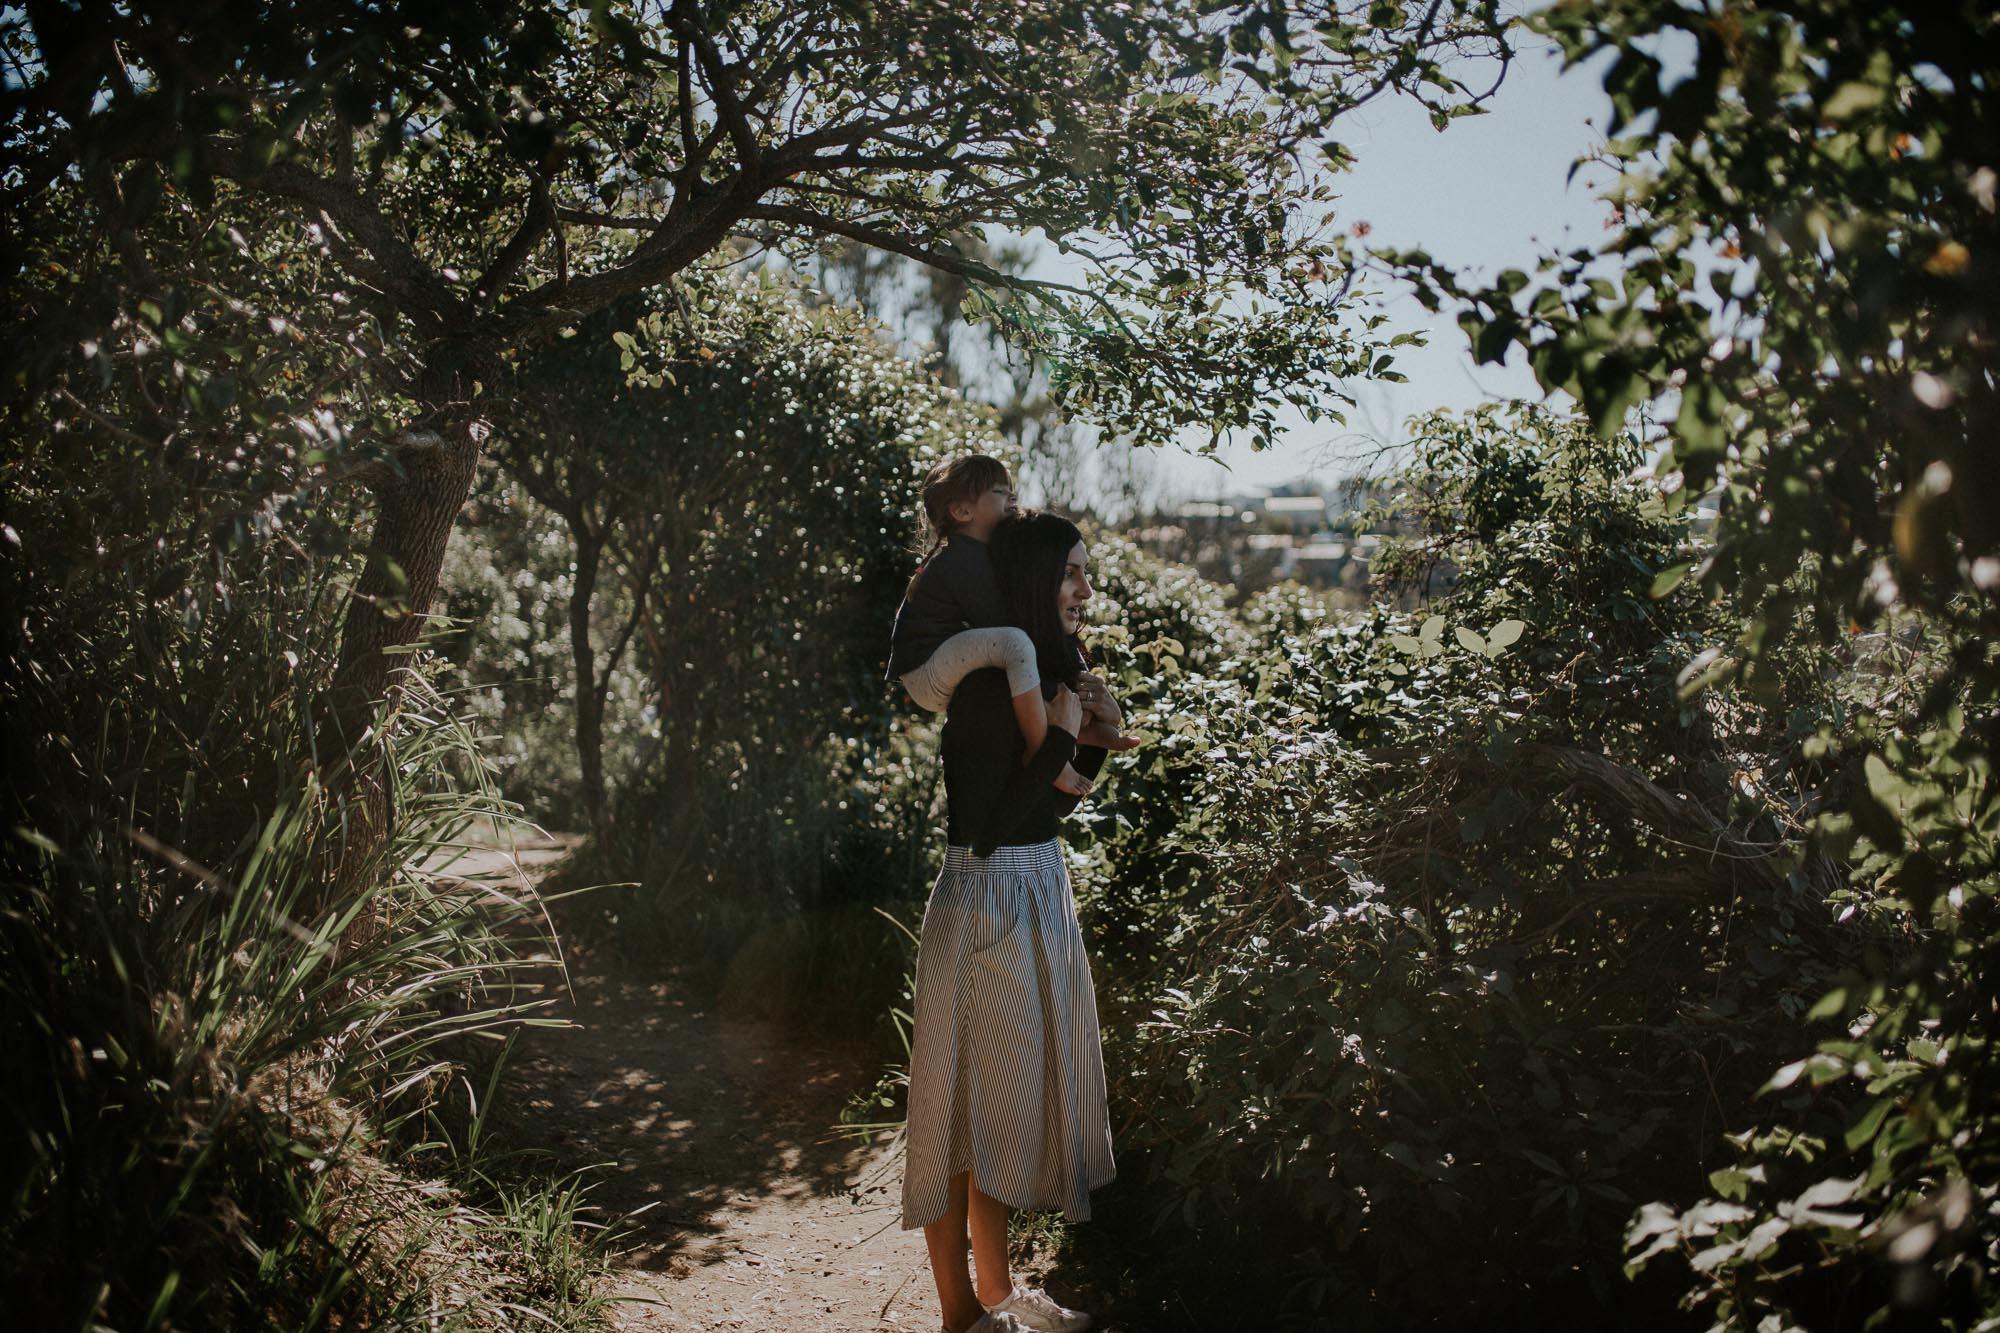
[0,616,594,1329]
[572,272,993,812]
[1063,407,1865,1329]
[2,0,1513,748]
[458,273,991,1028]
[1390,3,1999,1325]
[437,482,617,826]
[0,102,605,1330]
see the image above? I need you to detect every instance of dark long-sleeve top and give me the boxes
[885,536,1009,681]
[944,666,1108,856]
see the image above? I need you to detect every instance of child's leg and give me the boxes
[901,628,1045,754]
[1054,760,1093,796]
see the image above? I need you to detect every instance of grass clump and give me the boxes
[1,579,617,1329]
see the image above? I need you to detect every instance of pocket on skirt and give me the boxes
[962,878,1022,959]
[967,896,1044,1110]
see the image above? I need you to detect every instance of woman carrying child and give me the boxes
[895,507,1129,1333]
[887,456,1128,795]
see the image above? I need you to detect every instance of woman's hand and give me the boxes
[1048,683,1084,735]
[1076,672,1123,726]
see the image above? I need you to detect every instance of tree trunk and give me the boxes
[570,529,613,846]
[321,410,486,897]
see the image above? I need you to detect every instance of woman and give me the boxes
[900,511,1124,1333]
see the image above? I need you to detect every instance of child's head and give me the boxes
[920,454,1016,544]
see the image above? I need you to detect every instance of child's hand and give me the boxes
[1078,720,1145,751]
[1054,763,1093,797]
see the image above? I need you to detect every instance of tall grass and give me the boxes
[1,555,614,1330]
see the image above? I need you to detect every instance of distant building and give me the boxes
[1135,479,1380,596]
[1260,494,1329,535]
[1242,532,1298,580]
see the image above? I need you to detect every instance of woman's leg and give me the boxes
[924,1171,984,1331]
[924,1170,1016,1328]
[967,1173,1015,1306]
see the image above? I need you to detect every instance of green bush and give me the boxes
[1072,407,1869,1329]
[1411,5,1999,1321]
[464,277,1003,1031]
[437,482,624,828]
[2,171,609,1328]
[0,612,593,1330]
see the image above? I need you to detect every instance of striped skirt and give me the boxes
[900,839,1116,1231]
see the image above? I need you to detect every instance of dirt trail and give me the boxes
[438,833,956,1332]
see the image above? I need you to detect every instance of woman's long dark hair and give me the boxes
[990,510,1086,691]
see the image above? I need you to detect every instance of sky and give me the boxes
[1047,34,1622,506]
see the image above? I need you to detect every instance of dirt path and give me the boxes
[437,832,965,1332]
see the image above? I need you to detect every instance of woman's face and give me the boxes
[1056,540,1092,635]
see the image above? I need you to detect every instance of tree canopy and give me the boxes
[2,0,1510,754]
[6,0,1508,442]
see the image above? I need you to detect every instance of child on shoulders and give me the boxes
[887,455,1128,794]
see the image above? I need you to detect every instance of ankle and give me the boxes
[976,1279,1016,1308]
[946,1304,994,1333]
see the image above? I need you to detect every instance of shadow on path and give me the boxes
[447,833,934,1331]
[497,957,893,1270]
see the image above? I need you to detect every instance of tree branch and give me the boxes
[197,138,464,334]
[669,0,761,170]
[739,202,1084,303]
[474,171,553,307]
[556,206,663,231]
[1518,743,1787,891]
[596,522,671,705]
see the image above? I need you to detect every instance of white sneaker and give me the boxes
[987,1285,1093,1333]
[950,1314,1031,1333]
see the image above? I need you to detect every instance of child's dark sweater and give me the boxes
[885,535,1009,681]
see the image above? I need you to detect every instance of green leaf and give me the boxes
[1739,1215,1790,1261]
[1676,647,1737,699]
[1789,1175,1865,1226]
[1689,1238,1742,1274]
[1486,619,1525,650]
[1844,1097,1894,1151]
[1454,625,1485,654]
[1821,81,1885,121]
[1863,754,1909,818]
[1649,562,1692,599]
[1763,1058,1810,1093]
[1708,1167,1752,1200]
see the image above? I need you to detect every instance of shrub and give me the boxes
[2,183,608,1326]
[476,277,1004,1032]
[0,615,595,1329]
[1072,408,1868,1329]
